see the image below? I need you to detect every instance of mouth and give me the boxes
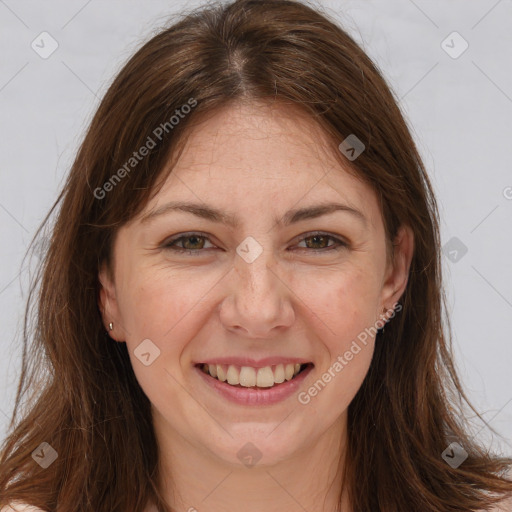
[195,362,314,389]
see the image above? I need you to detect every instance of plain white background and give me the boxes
[1,0,511,456]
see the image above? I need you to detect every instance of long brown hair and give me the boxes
[1,0,511,510]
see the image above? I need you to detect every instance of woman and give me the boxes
[1,0,511,511]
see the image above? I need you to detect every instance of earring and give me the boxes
[378,309,385,334]
[109,322,114,331]
[378,306,389,335]
[377,302,402,335]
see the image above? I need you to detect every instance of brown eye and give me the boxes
[180,235,206,250]
[162,231,348,256]
[296,233,348,252]
[163,233,215,255]
[304,235,331,249]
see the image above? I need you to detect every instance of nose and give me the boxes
[219,242,295,338]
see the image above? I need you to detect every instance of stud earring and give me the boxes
[378,302,402,335]
[109,322,114,331]
[378,306,389,335]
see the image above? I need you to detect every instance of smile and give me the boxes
[197,362,312,389]
[193,355,315,405]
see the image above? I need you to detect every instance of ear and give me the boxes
[379,224,414,316]
[98,262,126,342]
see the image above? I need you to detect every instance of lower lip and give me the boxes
[194,364,314,406]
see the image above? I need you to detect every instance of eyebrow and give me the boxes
[140,200,368,229]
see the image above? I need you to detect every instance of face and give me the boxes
[99,100,413,469]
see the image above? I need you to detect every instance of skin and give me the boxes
[99,100,414,512]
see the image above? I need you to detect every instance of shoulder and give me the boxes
[485,495,512,512]
[482,467,512,512]
[0,504,46,512]
[2,501,158,512]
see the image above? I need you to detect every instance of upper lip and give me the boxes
[195,357,313,368]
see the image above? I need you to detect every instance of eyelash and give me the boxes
[162,231,348,256]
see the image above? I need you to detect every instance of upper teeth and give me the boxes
[202,363,303,388]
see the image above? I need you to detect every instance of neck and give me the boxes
[153,411,352,512]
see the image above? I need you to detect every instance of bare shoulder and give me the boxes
[2,501,157,512]
[0,504,46,512]
[486,495,512,512]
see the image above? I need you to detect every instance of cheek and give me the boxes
[296,262,380,334]
[300,305,376,416]
[117,265,187,328]
[295,265,378,404]
[116,265,225,361]
[116,269,198,402]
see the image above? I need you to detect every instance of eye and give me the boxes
[162,231,348,256]
[163,232,215,255]
[294,232,348,252]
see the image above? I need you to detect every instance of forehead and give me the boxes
[148,100,380,230]
[174,100,344,174]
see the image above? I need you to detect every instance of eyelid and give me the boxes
[162,230,349,255]
[293,230,349,248]
[162,231,216,252]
